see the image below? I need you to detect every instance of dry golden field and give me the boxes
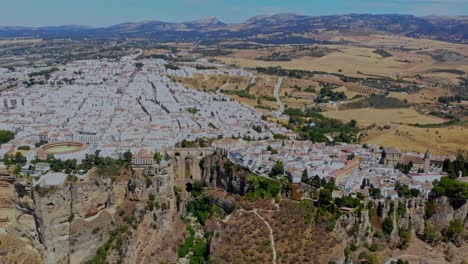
[173,74,251,92]
[191,36,468,155]
[279,77,320,108]
[323,108,446,126]
[388,87,452,104]
[363,125,468,155]
[330,34,468,56]
[211,199,343,264]
[249,75,277,96]
[334,86,363,99]
[215,42,468,83]
[0,38,42,45]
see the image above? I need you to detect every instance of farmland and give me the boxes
[167,30,468,154]
[323,108,447,126]
[363,125,468,155]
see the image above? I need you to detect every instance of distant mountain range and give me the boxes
[0,14,466,44]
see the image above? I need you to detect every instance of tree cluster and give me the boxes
[431,176,468,208]
[442,154,467,178]
[0,130,15,145]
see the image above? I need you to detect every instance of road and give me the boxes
[273,77,284,115]
[216,81,230,94]
[250,75,257,85]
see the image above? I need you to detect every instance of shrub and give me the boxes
[442,219,464,243]
[368,243,380,252]
[423,221,439,243]
[398,228,411,249]
[68,213,75,223]
[246,174,281,200]
[92,227,100,235]
[17,145,31,151]
[358,251,379,264]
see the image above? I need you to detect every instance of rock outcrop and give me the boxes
[200,152,249,195]
[0,170,43,263]
[0,161,186,264]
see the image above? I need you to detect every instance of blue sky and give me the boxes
[1,0,467,26]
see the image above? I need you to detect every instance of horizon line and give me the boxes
[0,12,465,29]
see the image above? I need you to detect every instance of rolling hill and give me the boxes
[0,14,466,43]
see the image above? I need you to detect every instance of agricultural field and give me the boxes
[363,125,468,155]
[279,77,320,109]
[323,108,447,126]
[0,38,42,45]
[388,87,452,104]
[215,44,468,83]
[184,35,468,154]
[173,74,250,92]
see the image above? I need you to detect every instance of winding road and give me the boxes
[274,77,284,115]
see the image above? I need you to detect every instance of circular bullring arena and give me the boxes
[37,141,89,160]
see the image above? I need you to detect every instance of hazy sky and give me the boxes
[1,0,467,26]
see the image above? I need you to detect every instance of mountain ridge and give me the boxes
[0,13,466,44]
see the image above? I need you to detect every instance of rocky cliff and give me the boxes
[0,170,43,263]
[0,162,186,264]
[199,152,249,195]
[334,195,468,263]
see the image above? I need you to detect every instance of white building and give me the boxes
[74,131,100,145]
[409,173,443,183]
[131,149,154,166]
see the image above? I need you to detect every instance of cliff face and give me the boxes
[17,172,129,264]
[0,162,185,264]
[0,171,43,263]
[33,185,72,264]
[335,195,467,262]
[426,197,468,232]
[200,152,249,195]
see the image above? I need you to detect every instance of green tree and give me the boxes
[301,168,308,182]
[270,160,284,177]
[383,217,394,235]
[0,130,15,145]
[135,62,144,69]
[153,152,162,164]
[123,150,132,164]
[319,189,333,206]
[431,177,468,208]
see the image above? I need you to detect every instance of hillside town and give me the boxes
[0,3,467,263]
[0,54,454,202]
[0,55,286,159]
[214,138,448,199]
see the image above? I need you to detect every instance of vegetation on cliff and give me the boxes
[246,174,281,200]
[430,176,468,208]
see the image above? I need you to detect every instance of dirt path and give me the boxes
[274,77,284,115]
[217,81,230,94]
[239,209,277,264]
[250,75,257,84]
